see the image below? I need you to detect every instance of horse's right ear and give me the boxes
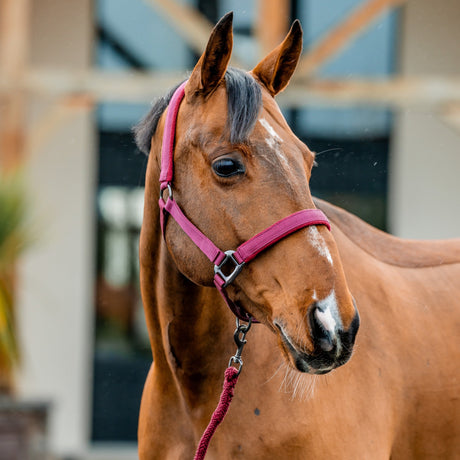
[185,12,233,99]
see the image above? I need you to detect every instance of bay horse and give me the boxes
[135,12,460,459]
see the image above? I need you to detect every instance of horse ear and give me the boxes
[185,12,233,98]
[251,20,303,96]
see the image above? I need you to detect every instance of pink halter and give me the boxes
[158,81,331,322]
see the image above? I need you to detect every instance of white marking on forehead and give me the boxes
[259,117,282,143]
[315,290,341,333]
[308,227,333,265]
[258,118,291,172]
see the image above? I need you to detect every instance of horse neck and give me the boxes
[140,197,234,409]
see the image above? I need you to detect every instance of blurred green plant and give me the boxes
[0,170,30,393]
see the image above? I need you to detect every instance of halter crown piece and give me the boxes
[158,80,331,322]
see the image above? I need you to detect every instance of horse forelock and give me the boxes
[133,68,262,155]
[224,68,262,144]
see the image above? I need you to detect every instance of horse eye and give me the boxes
[212,158,245,177]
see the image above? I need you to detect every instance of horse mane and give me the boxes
[133,80,185,156]
[133,67,262,155]
[315,198,460,268]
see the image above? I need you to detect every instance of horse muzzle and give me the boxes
[274,303,360,375]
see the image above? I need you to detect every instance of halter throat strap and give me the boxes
[158,81,331,322]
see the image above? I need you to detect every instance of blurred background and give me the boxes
[0,0,459,458]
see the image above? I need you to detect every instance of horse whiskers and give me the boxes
[266,322,319,401]
[291,372,305,400]
[279,363,318,401]
[312,147,344,167]
[263,360,285,386]
[293,318,311,356]
[256,355,318,401]
[314,147,343,157]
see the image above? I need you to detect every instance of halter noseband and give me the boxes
[158,81,331,322]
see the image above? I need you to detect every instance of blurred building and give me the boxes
[0,0,457,458]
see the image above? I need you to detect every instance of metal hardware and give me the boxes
[159,183,173,202]
[228,317,252,375]
[214,250,245,288]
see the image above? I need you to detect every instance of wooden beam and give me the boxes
[3,68,185,101]
[255,0,290,56]
[279,77,460,109]
[142,0,212,56]
[142,0,245,67]
[2,69,460,110]
[297,0,408,78]
[0,0,30,171]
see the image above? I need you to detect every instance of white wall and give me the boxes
[389,0,460,239]
[16,1,96,456]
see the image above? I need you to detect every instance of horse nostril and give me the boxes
[309,305,336,353]
[318,335,334,352]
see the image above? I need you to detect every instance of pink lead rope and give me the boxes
[194,317,252,460]
[193,367,240,460]
[158,81,331,457]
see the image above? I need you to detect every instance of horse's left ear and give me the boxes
[251,20,303,96]
[185,12,233,99]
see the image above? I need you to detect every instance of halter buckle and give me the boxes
[214,250,245,288]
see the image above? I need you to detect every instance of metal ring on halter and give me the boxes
[160,183,173,202]
[214,250,245,288]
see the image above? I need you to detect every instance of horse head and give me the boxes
[137,12,359,375]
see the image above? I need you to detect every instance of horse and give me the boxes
[135,12,460,459]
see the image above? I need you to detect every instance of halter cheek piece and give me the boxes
[158,81,331,322]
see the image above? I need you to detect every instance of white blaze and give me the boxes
[258,118,291,171]
[308,227,333,265]
[315,290,341,333]
[259,117,282,143]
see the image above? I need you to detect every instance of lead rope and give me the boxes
[193,318,252,460]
